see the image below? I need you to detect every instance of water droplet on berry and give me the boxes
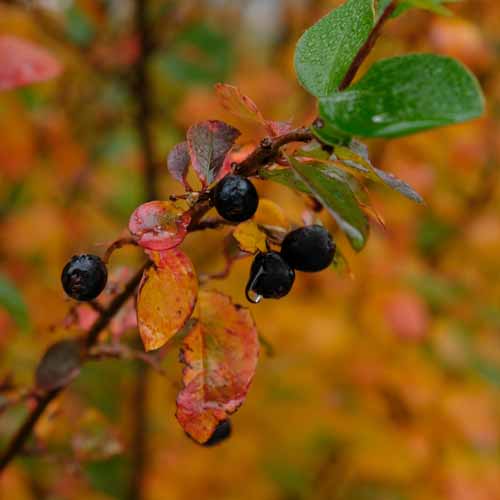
[245,267,264,304]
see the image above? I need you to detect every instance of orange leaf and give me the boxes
[137,249,198,351]
[128,201,191,251]
[0,36,62,91]
[176,290,259,444]
[215,83,266,126]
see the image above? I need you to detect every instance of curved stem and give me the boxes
[338,0,397,91]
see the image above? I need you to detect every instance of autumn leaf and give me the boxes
[187,120,241,186]
[137,249,198,351]
[0,36,63,91]
[176,290,259,444]
[167,141,191,189]
[215,83,266,125]
[128,200,191,251]
[215,84,293,137]
[233,220,267,254]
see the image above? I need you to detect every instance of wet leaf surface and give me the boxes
[128,201,191,251]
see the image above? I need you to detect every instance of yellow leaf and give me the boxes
[137,249,198,351]
[233,221,267,254]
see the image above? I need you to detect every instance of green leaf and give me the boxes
[333,143,424,203]
[0,274,29,331]
[319,54,484,138]
[287,157,369,251]
[294,0,375,97]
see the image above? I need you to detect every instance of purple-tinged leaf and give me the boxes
[167,141,191,189]
[187,120,241,187]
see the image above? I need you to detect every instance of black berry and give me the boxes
[213,175,259,222]
[61,254,108,301]
[203,420,232,447]
[246,252,295,302]
[281,225,335,272]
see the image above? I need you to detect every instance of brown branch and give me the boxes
[235,129,313,177]
[337,0,397,91]
[0,263,149,473]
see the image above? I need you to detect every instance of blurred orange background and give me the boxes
[1,1,500,499]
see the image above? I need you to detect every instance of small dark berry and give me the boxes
[61,254,108,301]
[246,252,295,302]
[203,420,232,447]
[281,225,335,272]
[213,175,259,223]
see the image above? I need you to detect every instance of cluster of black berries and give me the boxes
[61,254,108,301]
[246,225,335,302]
[212,175,336,303]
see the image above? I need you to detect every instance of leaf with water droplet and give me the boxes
[128,201,191,251]
[319,54,484,138]
[294,0,374,97]
[176,290,259,444]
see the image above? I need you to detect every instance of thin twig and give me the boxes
[338,0,397,91]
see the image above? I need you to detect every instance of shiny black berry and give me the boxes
[246,252,295,302]
[213,175,259,222]
[280,225,335,272]
[203,420,232,447]
[61,254,108,301]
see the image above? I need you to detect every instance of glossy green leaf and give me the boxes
[319,54,484,138]
[0,274,29,331]
[294,0,375,97]
[287,157,369,251]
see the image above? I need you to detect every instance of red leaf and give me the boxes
[137,249,198,351]
[128,201,191,251]
[167,141,191,189]
[187,120,240,187]
[176,290,259,444]
[0,36,62,91]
